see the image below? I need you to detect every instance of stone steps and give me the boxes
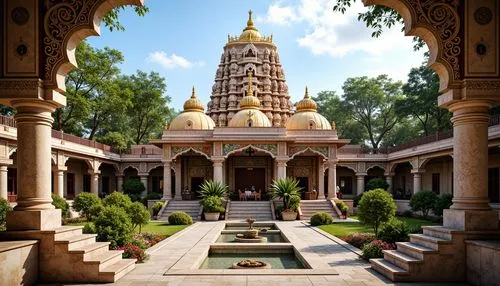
[228,201,273,221]
[160,200,201,221]
[299,200,338,221]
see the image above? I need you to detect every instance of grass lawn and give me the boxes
[318,216,440,237]
[67,220,188,236]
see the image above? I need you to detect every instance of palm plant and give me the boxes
[199,180,228,199]
[270,177,302,211]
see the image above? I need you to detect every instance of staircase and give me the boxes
[160,200,201,221]
[0,226,136,283]
[370,225,500,282]
[300,200,339,221]
[228,201,273,221]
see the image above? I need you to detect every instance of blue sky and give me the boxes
[88,0,427,111]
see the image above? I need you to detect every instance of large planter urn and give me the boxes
[204,212,220,221]
[281,211,297,221]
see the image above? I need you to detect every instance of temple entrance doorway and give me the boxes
[234,168,266,194]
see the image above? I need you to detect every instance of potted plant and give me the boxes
[200,196,224,221]
[270,177,302,221]
[199,180,228,198]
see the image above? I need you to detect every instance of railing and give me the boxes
[0,115,16,128]
[51,130,112,152]
[386,130,454,153]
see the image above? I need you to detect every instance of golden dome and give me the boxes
[170,87,215,130]
[286,86,331,130]
[239,10,262,42]
[228,71,271,127]
[183,86,205,111]
[295,86,317,112]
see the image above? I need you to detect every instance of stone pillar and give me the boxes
[116,175,124,192]
[163,161,172,200]
[443,100,498,230]
[385,173,394,193]
[7,101,61,231]
[327,161,337,199]
[412,170,423,194]
[213,159,224,184]
[139,174,148,195]
[0,165,8,200]
[89,171,100,196]
[317,161,325,199]
[53,167,66,198]
[356,173,366,195]
[174,161,182,200]
[277,160,287,179]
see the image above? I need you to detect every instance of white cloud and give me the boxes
[259,0,427,58]
[146,51,205,70]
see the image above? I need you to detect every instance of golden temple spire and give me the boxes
[247,70,253,96]
[191,86,196,98]
[239,70,260,109]
[183,86,204,112]
[296,85,317,112]
[247,10,254,28]
[304,86,309,98]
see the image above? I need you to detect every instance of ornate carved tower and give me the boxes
[207,10,294,127]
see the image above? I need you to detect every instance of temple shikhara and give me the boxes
[1,2,500,285]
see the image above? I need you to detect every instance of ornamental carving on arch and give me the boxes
[222,144,277,156]
[288,146,328,158]
[171,146,212,158]
[337,163,358,173]
[366,162,386,172]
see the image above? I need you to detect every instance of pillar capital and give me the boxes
[411,169,425,175]
[355,173,367,177]
[52,166,67,172]
[88,169,101,176]
[138,173,149,178]
[384,172,395,177]
[162,160,172,167]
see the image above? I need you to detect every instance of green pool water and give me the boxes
[199,253,306,269]
[216,232,286,243]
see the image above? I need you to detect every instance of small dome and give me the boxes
[239,10,262,41]
[286,86,331,130]
[170,87,215,130]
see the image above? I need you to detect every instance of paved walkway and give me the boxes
[108,221,468,286]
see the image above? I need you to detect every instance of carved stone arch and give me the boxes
[8,146,17,157]
[242,43,258,58]
[99,161,119,173]
[289,147,328,160]
[418,153,453,169]
[43,0,144,93]
[51,153,57,165]
[363,0,460,91]
[388,160,413,173]
[121,164,140,173]
[171,147,211,160]
[224,144,277,159]
[366,163,387,172]
[244,63,257,74]
[337,163,358,173]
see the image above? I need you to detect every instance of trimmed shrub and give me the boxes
[366,178,389,191]
[433,193,453,217]
[341,233,375,249]
[123,179,145,196]
[361,240,395,260]
[358,189,396,236]
[378,218,409,243]
[127,202,150,233]
[89,204,104,221]
[200,196,224,213]
[168,211,193,225]
[73,192,102,221]
[83,222,96,234]
[94,206,133,248]
[310,212,333,226]
[116,244,149,263]
[409,190,438,218]
[152,201,164,217]
[0,197,12,227]
[103,191,132,209]
[336,200,349,214]
[52,194,70,219]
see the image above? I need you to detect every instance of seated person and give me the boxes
[245,188,252,198]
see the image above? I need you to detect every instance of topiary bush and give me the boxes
[361,240,395,260]
[378,217,409,243]
[123,179,145,196]
[72,192,102,221]
[94,206,133,248]
[409,190,438,218]
[168,211,193,225]
[0,197,12,228]
[103,191,132,209]
[127,202,150,233]
[310,212,333,226]
[51,193,70,219]
[358,189,396,236]
[366,178,389,191]
[152,201,164,217]
[340,233,375,249]
[433,193,453,217]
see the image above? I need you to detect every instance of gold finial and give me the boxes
[304,86,309,98]
[247,10,254,27]
[247,70,253,96]
[191,86,196,98]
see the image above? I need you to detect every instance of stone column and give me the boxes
[327,161,337,199]
[139,174,148,195]
[385,173,394,193]
[356,173,366,195]
[89,171,100,196]
[116,175,124,192]
[7,101,60,230]
[174,161,182,200]
[317,161,325,199]
[53,167,66,198]
[276,159,287,179]
[213,159,224,184]
[411,170,423,194]
[0,165,8,200]
[163,161,172,200]
[443,100,498,230]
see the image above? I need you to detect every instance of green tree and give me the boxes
[123,71,173,144]
[358,188,396,236]
[127,202,150,233]
[380,118,421,148]
[342,75,402,152]
[73,192,102,221]
[313,91,366,143]
[397,66,451,136]
[409,190,438,218]
[103,5,149,32]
